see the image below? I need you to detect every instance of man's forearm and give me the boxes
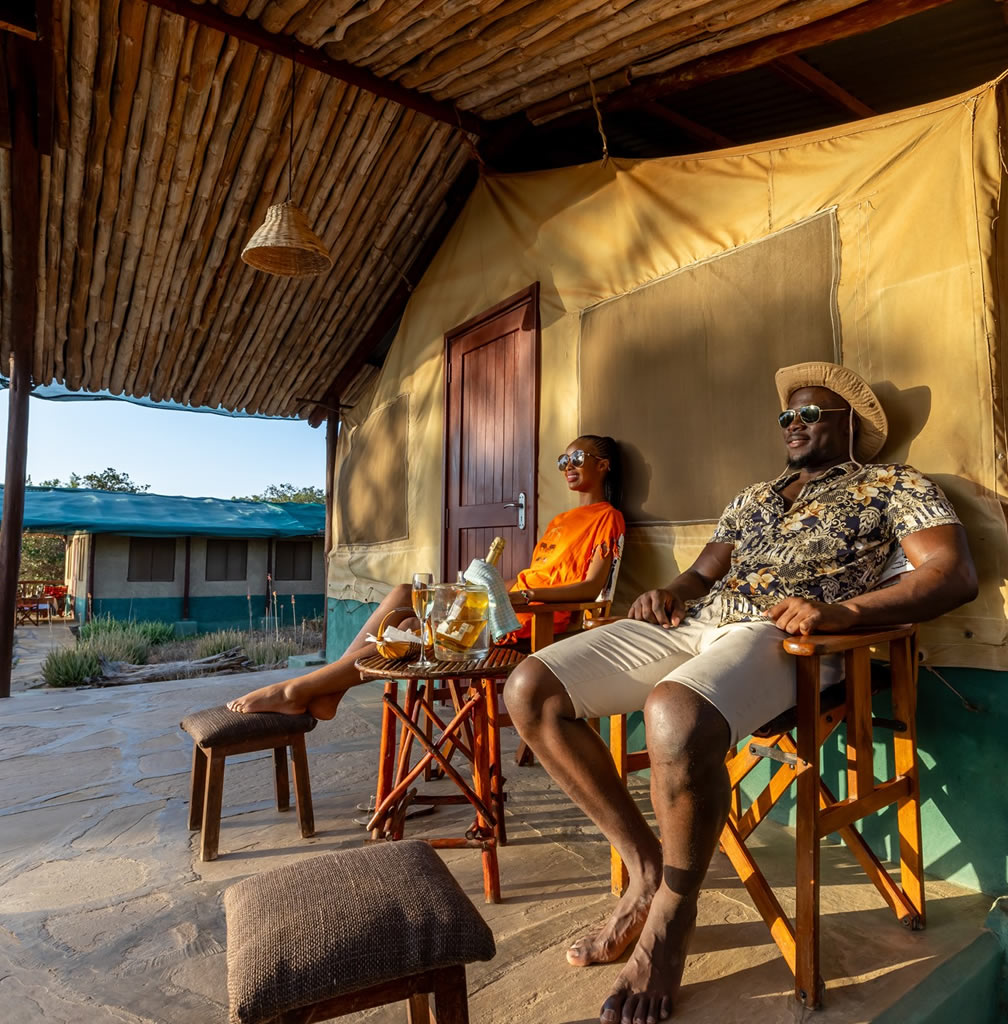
[840,561,978,626]
[663,568,716,605]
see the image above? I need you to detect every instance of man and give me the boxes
[503,361,977,1024]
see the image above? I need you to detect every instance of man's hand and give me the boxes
[766,597,859,635]
[628,589,688,628]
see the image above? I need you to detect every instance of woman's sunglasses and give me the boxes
[557,449,601,471]
[778,405,848,429]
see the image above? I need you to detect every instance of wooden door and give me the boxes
[443,284,539,583]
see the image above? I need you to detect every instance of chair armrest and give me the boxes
[519,600,609,614]
[782,624,916,657]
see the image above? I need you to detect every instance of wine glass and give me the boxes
[408,572,435,669]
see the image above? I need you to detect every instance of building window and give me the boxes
[128,538,176,582]
[206,539,247,581]
[75,539,85,581]
[274,540,313,581]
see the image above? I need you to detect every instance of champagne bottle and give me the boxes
[463,536,521,641]
[434,538,505,657]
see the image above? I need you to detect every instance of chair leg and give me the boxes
[406,991,433,1024]
[201,749,226,862]
[290,735,315,838]
[891,635,926,927]
[794,657,823,1009]
[188,743,207,830]
[431,964,470,1024]
[608,714,630,896]
[273,746,290,812]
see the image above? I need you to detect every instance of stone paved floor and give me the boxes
[0,638,996,1023]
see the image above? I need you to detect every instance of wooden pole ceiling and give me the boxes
[140,0,489,138]
[526,0,956,123]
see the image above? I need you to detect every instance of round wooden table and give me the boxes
[355,648,525,903]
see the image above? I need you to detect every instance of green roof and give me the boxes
[2,487,325,539]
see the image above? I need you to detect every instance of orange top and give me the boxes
[511,501,625,638]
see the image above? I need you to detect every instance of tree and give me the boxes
[29,468,150,492]
[20,533,66,581]
[68,468,150,492]
[232,483,324,504]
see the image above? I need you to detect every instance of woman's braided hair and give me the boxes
[577,434,623,510]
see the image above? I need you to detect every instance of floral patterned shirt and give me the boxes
[690,462,961,625]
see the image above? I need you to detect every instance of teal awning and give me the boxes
[1,487,325,538]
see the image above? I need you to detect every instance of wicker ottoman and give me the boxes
[224,840,496,1023]
[180,705,317,861]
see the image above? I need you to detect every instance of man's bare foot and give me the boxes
[226,682,308,715]
[598,890,696,1024]
[567,870,660,966]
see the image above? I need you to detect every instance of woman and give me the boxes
[227,435,624,720]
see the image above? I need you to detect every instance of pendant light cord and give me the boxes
[288,63,294,202]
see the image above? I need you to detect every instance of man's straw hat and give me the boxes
[774,361,888,462]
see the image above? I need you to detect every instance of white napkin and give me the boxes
[365,626,421,644]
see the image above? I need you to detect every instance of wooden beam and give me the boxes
[771,54,876,118]
[307,160,480,428]
[526,0,954,123]
[0,2,38,40]
[140,0,489,137]
[323,412,337,660]
[641,100,735,150]
[0,32,39,699]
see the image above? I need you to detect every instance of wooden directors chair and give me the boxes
[607,624,925,1009]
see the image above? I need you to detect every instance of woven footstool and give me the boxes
[224,840,496,1023]
[180,705,317,861]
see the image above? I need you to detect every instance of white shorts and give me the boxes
[529,602,842,745]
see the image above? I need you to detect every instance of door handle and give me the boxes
[504,492,526,530]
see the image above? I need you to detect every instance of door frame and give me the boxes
[441,282,541,581]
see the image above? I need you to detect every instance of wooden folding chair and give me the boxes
[606,624,925,1009]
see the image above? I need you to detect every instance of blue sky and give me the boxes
[0,392,327,500]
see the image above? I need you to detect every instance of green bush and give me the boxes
[80,628,150,665]
[42,646,100,687]
[194,629,245,659]
[244,636,299,666]
[78,614,174,647]
[129,620,175,645]
[76,613,120,643]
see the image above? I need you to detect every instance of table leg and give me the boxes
[372,680,398,840]
[483,676,507,846]
[470,684,500,903]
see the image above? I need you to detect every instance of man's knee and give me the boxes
[644,681,730,768]
[503,659,572,729]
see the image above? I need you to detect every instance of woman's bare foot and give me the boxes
[306,692,345,720]
[598,890,697,1024]
[226,682,308,715]
[567,868,661,966]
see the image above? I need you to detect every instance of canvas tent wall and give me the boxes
[329,75,1008,675]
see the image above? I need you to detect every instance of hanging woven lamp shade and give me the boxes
[241,201,331,277]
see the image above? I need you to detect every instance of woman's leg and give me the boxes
[226,584,414,717]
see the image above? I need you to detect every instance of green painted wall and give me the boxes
[326,598,376,660]
[86,593,325,633]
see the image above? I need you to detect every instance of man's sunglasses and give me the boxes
[557,449,602,471]
[778,405,848,429]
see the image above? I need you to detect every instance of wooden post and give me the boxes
[265,538,273,615]
[0,35,41,700]
[86,537,96,621]
[323,411,338,660]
